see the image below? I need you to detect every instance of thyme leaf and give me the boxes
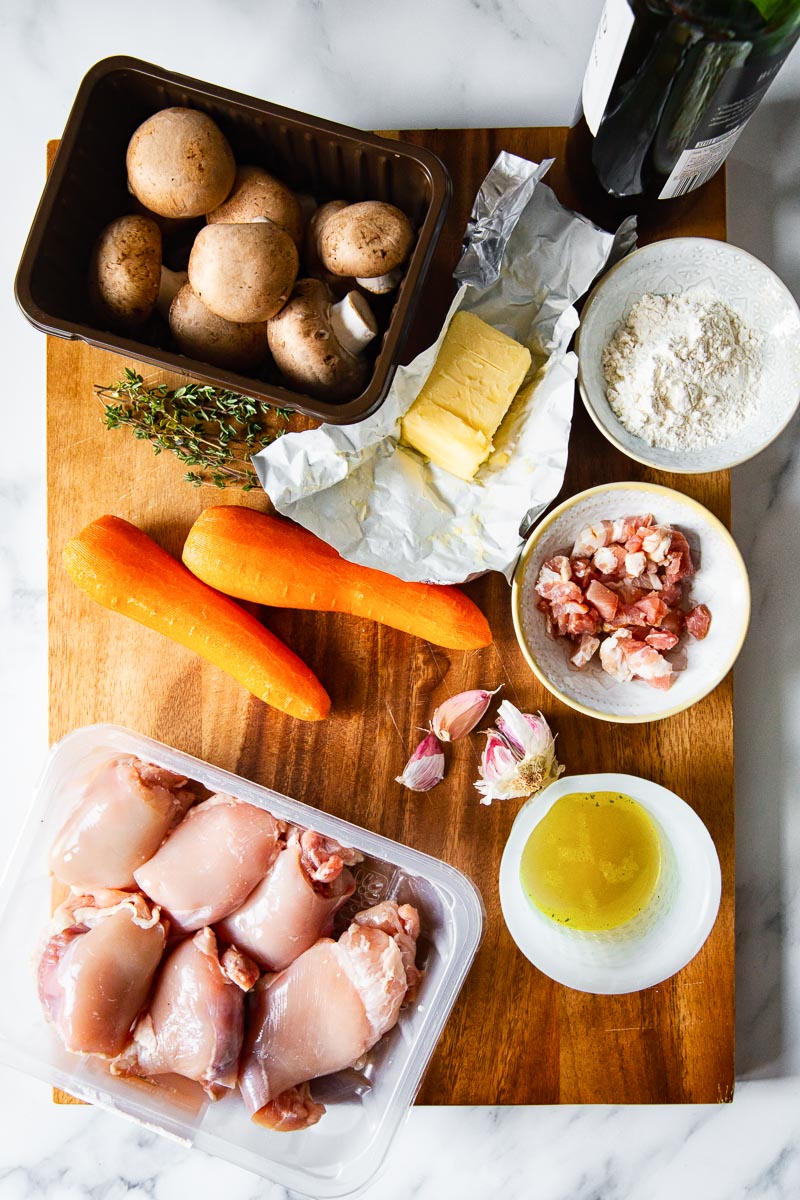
[94,369,292,489]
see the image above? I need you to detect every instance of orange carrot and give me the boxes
[63,515,330,722]
[182,506,493,650]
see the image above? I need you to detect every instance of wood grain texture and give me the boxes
[46,130,733,1107]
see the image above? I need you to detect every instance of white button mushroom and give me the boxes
[88,215,163,331]
[188,222,299,324]
[267,278,378,401]
[126,108,236,220]
[315,201,415,292]
[169,283,270,372]
[207,166,304,249]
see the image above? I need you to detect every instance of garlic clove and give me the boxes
[431,687,500,742]
[395,732,445,793]
[495,700,553,759]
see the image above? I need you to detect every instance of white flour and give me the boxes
[601,287,763,451]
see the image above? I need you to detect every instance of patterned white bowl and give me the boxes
[576,237,800,472]
[511,482,750,723]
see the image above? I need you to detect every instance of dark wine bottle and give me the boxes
[567,0,800,219]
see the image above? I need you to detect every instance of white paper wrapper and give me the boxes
[254,153,634,584]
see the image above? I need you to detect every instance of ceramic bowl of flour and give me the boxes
[576,237,800,473]
[511,481,750,723]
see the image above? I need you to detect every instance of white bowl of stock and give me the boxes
[498,773,721,995]
[576,237,800,473]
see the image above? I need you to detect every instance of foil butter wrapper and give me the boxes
[254,152,635,584]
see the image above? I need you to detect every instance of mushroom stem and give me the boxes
[329,292,378,357]
[157,268,189,321]
[356,269,403,295]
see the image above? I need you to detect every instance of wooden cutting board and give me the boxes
[47,129,733,1106]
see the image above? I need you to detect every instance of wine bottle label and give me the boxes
[659,45,794,199]
[581,0,635,137]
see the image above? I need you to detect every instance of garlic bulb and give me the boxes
[475,701,563,806]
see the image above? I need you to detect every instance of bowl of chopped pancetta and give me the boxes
[512,481,750,723]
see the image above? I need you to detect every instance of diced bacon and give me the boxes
[599,630,635,683]
[660,607,685,635]
[660,582,682,607]
[618,603,649,627]
[670,648,688,672]
[611,582,647,606]
[646,673,675,691]
[565,610,601,638]
[665,530,695,581]
[586,580,619,622]
[543,556,572,582]
[634,594,670,626]
[645,630,679,651]
[550,598,590,617]
[685,603,712,640]
[535,577,584,604]
[624,551,647,578]
[572,521,614,557]
[592,544,626,576]
[570,633,600,669]
[570,557,593,584]
[618,637,675,690]
[641,526,673,563]
[610,514,654,542]
[625,535,643,554]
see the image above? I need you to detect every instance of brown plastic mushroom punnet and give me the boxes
[188,222,299,323]
[267,278,378,401]
[126,108,236,220]
[312,200,415,295]
[207,166,304,249]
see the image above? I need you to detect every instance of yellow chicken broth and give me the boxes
[520,791,661,931]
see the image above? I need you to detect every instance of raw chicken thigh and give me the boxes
[216,829,358,971]
[112,927,259,1099]
[134,794,283,933]
[239,900,420,1131]
[38,890,166,1057]
[49,757,196,889]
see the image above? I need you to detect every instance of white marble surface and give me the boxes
[1,1,799,1196]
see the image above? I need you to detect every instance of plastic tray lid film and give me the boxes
[0,724,484,1197]
[14,55,451,425]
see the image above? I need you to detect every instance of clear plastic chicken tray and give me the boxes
[0,724,485,1197]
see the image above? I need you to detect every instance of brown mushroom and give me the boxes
[156,268,189,320]
[88,215,162,331]
[188,222,299,323]
[304,201,348,280]
[207,166,304,248]
[267,278,377,401]
[169,284,270,372]
[317,201,414,288]
[126,108,236,220]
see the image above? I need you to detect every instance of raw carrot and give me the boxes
[182,506,493,650]
[63,515,330,722]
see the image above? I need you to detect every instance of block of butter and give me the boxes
[400,310,531,481]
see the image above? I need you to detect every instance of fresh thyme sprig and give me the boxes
[94,369,292,490]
